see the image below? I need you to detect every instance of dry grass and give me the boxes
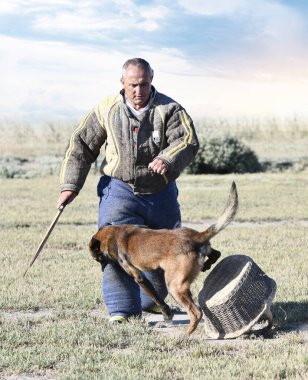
[0,117,307,379]
[0,172,308,379]
[1,116,308,161]
[0,120,75,158]
[195,116,308,160]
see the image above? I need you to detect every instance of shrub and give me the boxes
[186,136,262,174]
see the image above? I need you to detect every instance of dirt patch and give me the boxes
[0,309,53,320]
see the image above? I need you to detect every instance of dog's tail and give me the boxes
[196,181,238,243]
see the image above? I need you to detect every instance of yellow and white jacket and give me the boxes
[60,87,199,194]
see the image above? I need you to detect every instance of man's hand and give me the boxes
[56,191,78,209]
[148,158,168,175]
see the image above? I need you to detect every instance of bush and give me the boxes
[186,136,262,174]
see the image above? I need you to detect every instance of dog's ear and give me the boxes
[89,237,101,253]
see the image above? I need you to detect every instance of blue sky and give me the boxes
[1,0,308,121]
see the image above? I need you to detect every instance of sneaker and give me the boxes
[109,315,128,324]
[145,305,162,314]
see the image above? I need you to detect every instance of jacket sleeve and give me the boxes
[158,107,199,174]
[60,109,107,193]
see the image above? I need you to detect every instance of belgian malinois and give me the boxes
[89,182,238,334]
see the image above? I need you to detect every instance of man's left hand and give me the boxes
[148,158,168,175]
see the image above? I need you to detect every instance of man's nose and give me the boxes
[135,85,141,94]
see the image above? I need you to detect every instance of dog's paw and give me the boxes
[202,249,221,272]
[201,259,212,272]
[154,321,173,329]
[162,305,174,322]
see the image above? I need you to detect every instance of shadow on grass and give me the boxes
[272,301,308,326]
[244,301,308,340]
[147,302,308,340]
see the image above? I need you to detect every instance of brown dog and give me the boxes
[89,182,238,334]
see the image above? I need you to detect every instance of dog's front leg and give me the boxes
[136,276,174,322]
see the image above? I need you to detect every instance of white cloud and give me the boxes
[1,34,308,122]
[0,35,195,120]
[0,1,308,121]
[178,0,306,49]
[0,3,19,13]
[2,0,170,34]
[177,0,247,16]
[240,1,306,51]
[176,0,308,83]
[0,35,124,120]
[0,0,75,14]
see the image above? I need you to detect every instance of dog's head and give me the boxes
[89,226,119,271]
[89,236,109,271]
[89,224,113,260]
[89,237,102,260]
[89,235,112,271]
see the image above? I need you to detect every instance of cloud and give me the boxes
[177,0,307,53]
[0,35,194,120]
[0,1,308,120]
[174,0,308,84]
[177,0,247,16]
[1,32,308,122]
[0,0,75,14]
[2,0,170,35]
[0,35,124,120]
[0,3,19,13]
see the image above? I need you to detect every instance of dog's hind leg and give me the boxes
[118,253,173,322]
[167,282,202,334]
[165,258,203,334]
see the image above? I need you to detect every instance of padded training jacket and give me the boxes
[60,87,199,194]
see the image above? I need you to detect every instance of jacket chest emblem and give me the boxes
[152,130,161,146]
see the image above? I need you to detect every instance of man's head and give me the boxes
[121,58,154,110]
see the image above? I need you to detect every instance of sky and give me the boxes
[1,0,308,122]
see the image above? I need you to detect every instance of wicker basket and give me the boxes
[198,255,276,339]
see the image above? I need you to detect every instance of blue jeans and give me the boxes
[97,176,181,318]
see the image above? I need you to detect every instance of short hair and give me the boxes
[122,58,154,80]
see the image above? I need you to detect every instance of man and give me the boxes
[57,58,199,322]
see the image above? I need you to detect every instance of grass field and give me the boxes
[0,117,308,379]
[1,169,308,379]
[1,116,308,161]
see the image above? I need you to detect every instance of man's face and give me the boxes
[121,64,152,110]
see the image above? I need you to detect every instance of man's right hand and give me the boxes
[56,191,78,209]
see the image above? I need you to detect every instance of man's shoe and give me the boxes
[109,315,128,324]
[145,305,162,314]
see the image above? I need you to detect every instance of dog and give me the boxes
[89,181,238,334]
